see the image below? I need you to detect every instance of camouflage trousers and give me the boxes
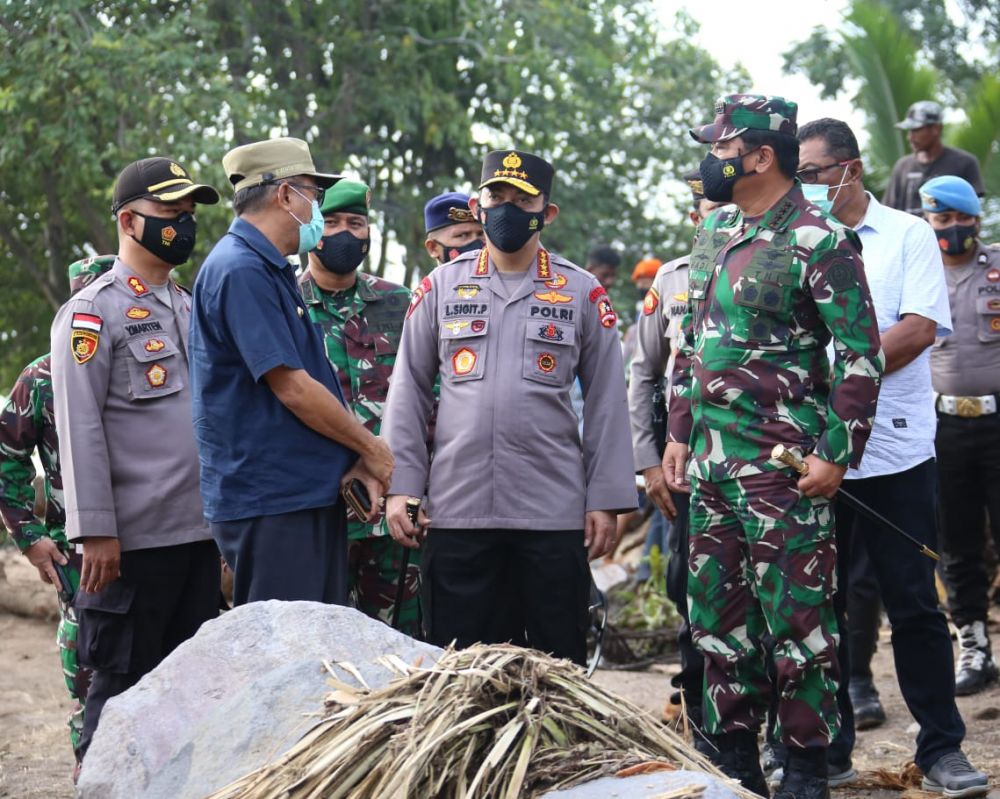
[347,536,422,638]
[688,471,840,748]
[56,552,91,760]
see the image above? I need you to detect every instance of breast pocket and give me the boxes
[730,275,793,349]
[523,320,575,386]
[440,319,488,382]
[975,297,1000,343]
[124,335,184,400]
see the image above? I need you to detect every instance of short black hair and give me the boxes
[739,130,800,179]
[586,244,620,269]
[797,118,861,162]
[233,182,278,216]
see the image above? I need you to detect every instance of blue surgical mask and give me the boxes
[802,183,834,214]
[287,186,325,253]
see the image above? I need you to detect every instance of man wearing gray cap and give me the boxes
[189,137,393,606]
[51,156,223,759]
[883,101,984,216]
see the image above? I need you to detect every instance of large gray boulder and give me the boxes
[78,600,738,799]
[77,600,443,799]
[541,770,739,798]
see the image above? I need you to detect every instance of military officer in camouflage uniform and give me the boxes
[423,191,484,265]
[299,179,420,635]
[664,95,883,799]
[627,170,726,745]
[51,157,222,759]
[383,149,637,665]
[0,256,113,764]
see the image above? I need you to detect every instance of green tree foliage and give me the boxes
[0,0,741,389]
[783,0,999,233]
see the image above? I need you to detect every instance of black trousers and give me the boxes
[829,460,965,772]
[212,502,347,606]
[422,528,590,665]
[665,492,704,707]
[844,540,882,683]
[936,413,1000,628]
[76,539,220,758]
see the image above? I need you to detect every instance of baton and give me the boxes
[771,445,940,562]
[391,498,421,629]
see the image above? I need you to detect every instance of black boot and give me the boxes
[774,746,830,799]
[685,701,716,758]
[711,731,769,798]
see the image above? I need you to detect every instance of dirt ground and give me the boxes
[1,585,998,798]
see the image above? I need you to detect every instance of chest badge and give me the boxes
[144,338,166,353]
[445,320,470,334]
[533,290,573,305]
[455,284,479,299]
[539,323,564,341]
[452,347,477,375]
[471,319,486,333]
[543,272,567,289]
[988,268,1000,283]
[125,306,151,320]
[127,276,149,296]
[145,363,167,388]
[537,352,557,373]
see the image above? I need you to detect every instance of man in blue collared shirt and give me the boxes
[190,137,394,605]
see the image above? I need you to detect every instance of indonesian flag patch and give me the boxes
[70,312,103,364]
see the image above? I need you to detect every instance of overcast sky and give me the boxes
[654,0,867,136]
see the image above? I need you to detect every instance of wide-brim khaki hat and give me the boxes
[223,137,342,193]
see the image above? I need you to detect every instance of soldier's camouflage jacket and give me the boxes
[0,354,66,550]
[299,270,410,539]
[668,184,884,481]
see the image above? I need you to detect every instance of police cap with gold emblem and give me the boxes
[479,149,554,198]
[112,157,221,214]
[424,191,476,233]
[222,137,342,194]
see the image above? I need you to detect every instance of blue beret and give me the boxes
[424,191,476,234]
[919,175,982,216]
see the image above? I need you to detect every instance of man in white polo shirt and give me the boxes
[797,119,987,797]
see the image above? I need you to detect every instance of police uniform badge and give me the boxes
[643,287,660,316]
[70,312,102,364]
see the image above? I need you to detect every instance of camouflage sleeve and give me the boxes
[0,367,46,551]
[628,270,672,471]
[666,303,695,446]
[807,232,885,468]
[383,276,439,498]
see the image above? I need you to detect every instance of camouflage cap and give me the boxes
[690,94,798,144]
[68,255,115,295]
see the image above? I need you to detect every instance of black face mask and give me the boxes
[936,224,977,256]
[699,148,758,203]
[479,203,545,253]
[315,231,370,274]
[432,238,482,265]
[132,211,197,266]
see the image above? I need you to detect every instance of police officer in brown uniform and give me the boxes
[923,175,1000,696]
[382,150,637,664]
[51,157,222,758]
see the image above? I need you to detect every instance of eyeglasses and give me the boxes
[282,182,326,206]
[796,161,852,184]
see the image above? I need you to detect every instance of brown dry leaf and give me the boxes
[853,761,923,791]
[615,760,679,777]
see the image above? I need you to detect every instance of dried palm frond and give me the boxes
[208,644,756,799]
